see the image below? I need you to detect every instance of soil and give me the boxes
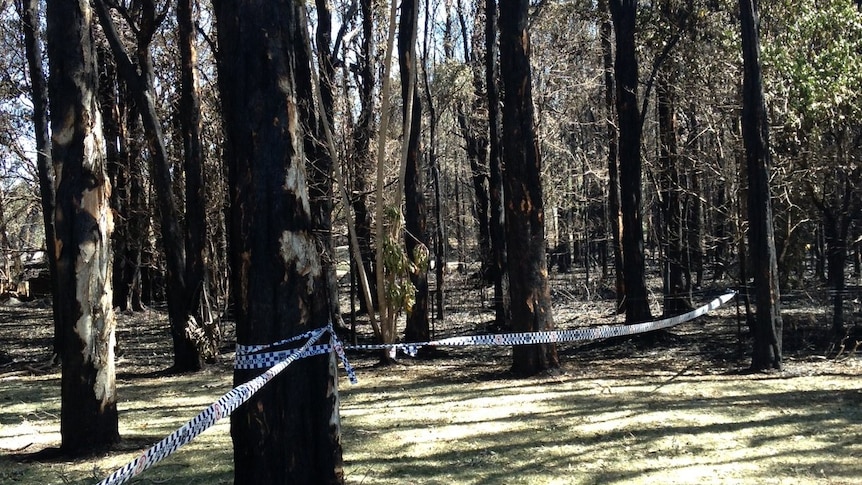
[0,271,860,484]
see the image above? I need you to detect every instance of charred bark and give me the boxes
[93,0,202,371]
[499,0,559,375]
[214,1,344,482]
[45,0,119,453]
[740,0,782,371]
[609,0,652,323]
[399,0,430,344]
[486,0,508,328]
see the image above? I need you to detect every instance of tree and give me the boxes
[45,0,119,453]
[499,0,559,375]
[18,0,59,356]
[213,1,344,482]
[740,0,782,371]
[598,0,625,314]
[399,0,430,344]
[486,0,508,329]
[609,0,652,324]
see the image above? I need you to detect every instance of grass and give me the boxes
[1,296,861,484]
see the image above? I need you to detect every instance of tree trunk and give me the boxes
[657,79,692,315]
[351,0,378,313]
[19,0,60,357]
[486,0,508,329]
[178,0,218,360]
[213,1,344,482]
[399,0,430,344]
[313,0,346,331]
[93,0,202,372]
[499,0,559,376]
[45,0,119,453]
[609,0,652,323]
[599,0,625,313]
[740,0,782,371]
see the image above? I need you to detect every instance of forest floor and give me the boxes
[0,270,861,484]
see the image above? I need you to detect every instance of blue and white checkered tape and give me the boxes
[97,291,734,485]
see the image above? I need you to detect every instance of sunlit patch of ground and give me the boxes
[1,277,860,484]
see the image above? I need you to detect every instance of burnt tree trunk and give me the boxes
[399,0,430,343]
[610,0,652,324]
[178,0,218,359]
[599,0,624,313]
[486,0,508,329]
[19,0,60,356]
[214,1,345,482]
[499,0,559,375]
[45,0,119,453]
[421,0,445,321]
[312,0,346,330]
[740,0,782,371]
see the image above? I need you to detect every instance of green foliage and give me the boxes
[764,1,862,135]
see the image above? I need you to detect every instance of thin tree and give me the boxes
[399,0,430,344]
[18,0,59,357]
[213,1,344,482]
[178,0,217,358]
[609,0,652,324]
[499,0,559,375]
[45,0,119,453]
[486,0,508,329]
[739,0,782,371]
[598,0,624,314]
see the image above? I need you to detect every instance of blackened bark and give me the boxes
[19,0,60,356]
[313,0,346,330]
[740,0,782,371]
[599,0,624,313]
[213,1,344,482]
[609,0,652,323]
[399,0,430,343]
[455,5,492,281]
[45,0,119,453]
[499,0,558,375]
[486,0,508,328]
[178,0,217,359]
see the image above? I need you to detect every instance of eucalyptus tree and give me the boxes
[609,0,652,323]
[740,0,782,370]
[45,0,119,453]
[213,0,345,481]
[499,0,559,375]
[399,0,430,343]
[93,0,218,371]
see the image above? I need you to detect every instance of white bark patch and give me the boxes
[279,231,321,291]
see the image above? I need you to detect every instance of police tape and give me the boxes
[97,291,734,484]
[236,291,737,364]
[96,323,343,485]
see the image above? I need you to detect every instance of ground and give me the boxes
[0,272,860,484]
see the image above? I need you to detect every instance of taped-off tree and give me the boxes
[212,1,344,483]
